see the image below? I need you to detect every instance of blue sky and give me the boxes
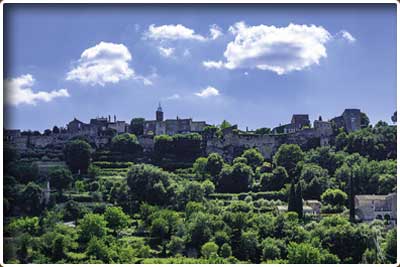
[4,4,397,131]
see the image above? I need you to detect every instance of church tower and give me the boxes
[156,102,164,122]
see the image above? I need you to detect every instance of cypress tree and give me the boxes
[349,174,355,222]
[288,181,296,212]
[295,183,303,219]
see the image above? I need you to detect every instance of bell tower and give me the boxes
[156,102,164,122]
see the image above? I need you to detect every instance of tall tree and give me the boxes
[295,183,303,219]
[129,118,145,136]
[273,144,304,177]
[349,173,355,222]
[49,167,73,197]
[64,140,91,174]
[288,181,296,212]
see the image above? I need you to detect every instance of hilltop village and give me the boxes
[4,105,363,161]
[4,105,397,264]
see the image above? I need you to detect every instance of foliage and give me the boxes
[384,228,396,263]
[111,133,141,154]
[129,117,145,136]
[78,213,108,243]
[205,153,224,181]
[201,241,219,258]
[321,189,347,213]
[126,164,177,205]
[49,167,73,195]
[241,148,264,169]
[64,140,91,173]
[260,166,288,191]
[219,120,232,130]
[273,144,304,176]
[104,206,131,233]
[218,163,254,193]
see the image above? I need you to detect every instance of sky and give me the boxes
[3,4,397,132]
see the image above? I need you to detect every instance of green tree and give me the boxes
[321,189,348,213]
[360,112,370,128]
[384,228,396,263]
[49,167,73,196]
[260,166,288,191]
[64,140,91,174]
[86,237,111,263]
[288,181,296,212]
[273,144,304,177]
[104,206,131,233]
[205,153,224,180]
[295,183,303,219]
[111,133,141,154]
[186,212,213,249]
[261,237,281,261]
[241,148,264,169]
[51,234,67,261]
[193,157,209,180]
[201,179,215,197]
[220,243,232,258]
[287,242,322,264]
[218,163,254,193]
[20,182,43,215]
[78,213,108,243]
[201,242,219,259]
[167,236,185,256]
[220,120,232,130]
[129,117,145,136]
[126,164,176,205]
[150,218,169,241]
[299,163,330,199]
[238,230,260,263]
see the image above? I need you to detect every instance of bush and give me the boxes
[201,242,219,259]
[111,133,142,154]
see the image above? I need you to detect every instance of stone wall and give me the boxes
[207,128,326,161]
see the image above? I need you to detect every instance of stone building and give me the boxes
[355,193,397,226]
[143,104,207,136]
[272,114,310,134]
[67,118,89,133]
[67,115,127,136]
[330,109,361,132]
[4,129,21,141]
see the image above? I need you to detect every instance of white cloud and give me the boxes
[5,74,69,106]
[340,30,356,43]
[203,60,224,69]
[195,86,220,98]
[210,24,223,40]
[145,24,207,41]
[164,93,181,101]
[205,22,332,75]
[66,41,135,86]
[158,46,175,57]
[145,24,224,42]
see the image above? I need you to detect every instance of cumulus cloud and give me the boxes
[5,74,69,106]
[145,24,207,41]
[145,24,223,42]
[195,86,220,98]
[158,46,175,57]
[203,60,224,69]
[340,30,356,43]
[66,42,135,86]
[210,24,223,40]
[205,22,332,75]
